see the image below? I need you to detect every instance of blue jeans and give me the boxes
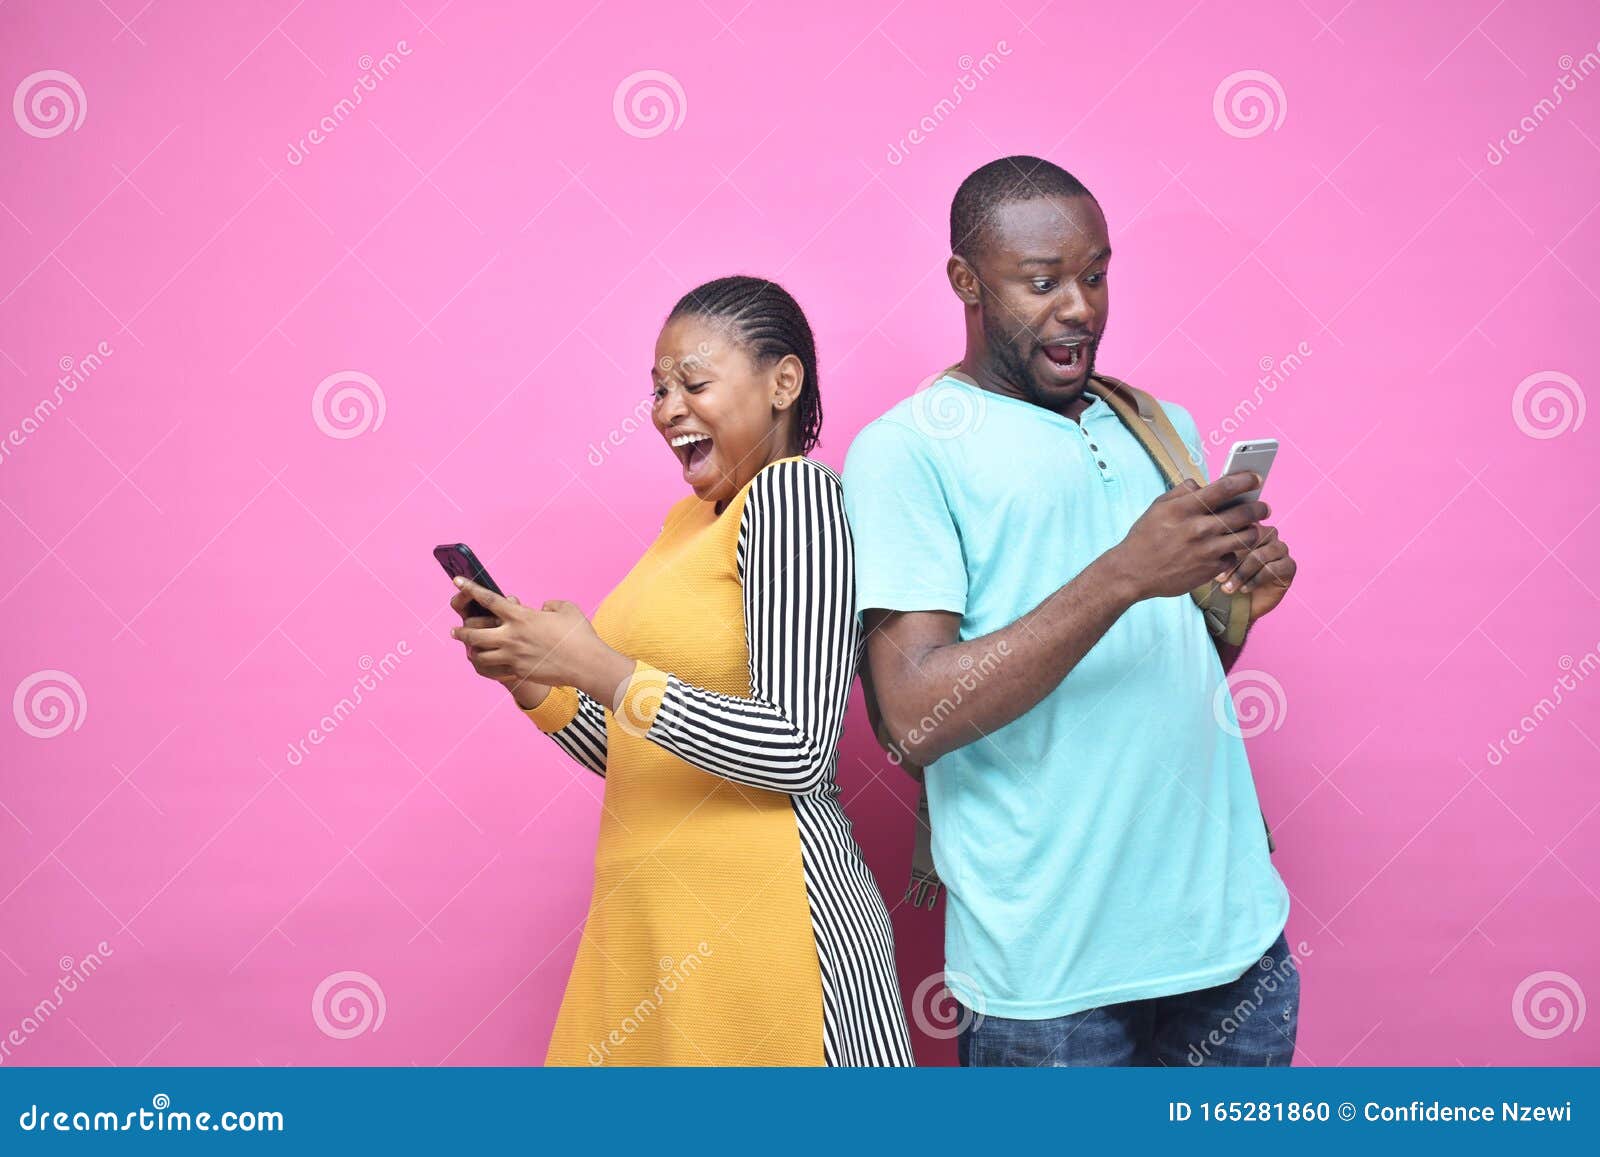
[956,930,1301,1066]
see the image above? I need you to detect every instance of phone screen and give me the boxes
[433,544,504,618]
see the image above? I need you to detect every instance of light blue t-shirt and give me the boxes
[842,375,1289,1020]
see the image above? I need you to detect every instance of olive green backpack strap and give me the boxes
[1094,374,1274,852]
[1091,374,1251,647]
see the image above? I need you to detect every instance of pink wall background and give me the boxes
[2,0,1597,1067]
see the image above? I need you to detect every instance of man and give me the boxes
[842,156,1300,1066]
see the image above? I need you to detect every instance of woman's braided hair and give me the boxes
[667,275,822,455]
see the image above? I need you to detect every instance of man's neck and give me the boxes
[955,354,1095,423]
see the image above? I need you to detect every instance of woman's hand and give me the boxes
[449,578,635,705]
[450,583,550,708]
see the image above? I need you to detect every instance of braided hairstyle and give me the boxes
[666,275,822,456]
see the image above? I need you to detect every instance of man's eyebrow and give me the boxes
[1016,247,1112,268]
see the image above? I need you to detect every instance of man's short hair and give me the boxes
[950,156,1096,263]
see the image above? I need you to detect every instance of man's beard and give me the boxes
[980,308,1100,408]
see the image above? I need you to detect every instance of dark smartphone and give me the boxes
[433,543,506,619]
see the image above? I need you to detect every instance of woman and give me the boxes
[448,276,914,1066]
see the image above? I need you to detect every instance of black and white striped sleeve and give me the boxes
[523,686,608,778]
[639,459,858,795]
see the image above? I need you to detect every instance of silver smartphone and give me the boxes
[1220,439,1279,506]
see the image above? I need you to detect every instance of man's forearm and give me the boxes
[875,548,1143,764]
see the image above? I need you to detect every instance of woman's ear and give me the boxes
[771,353,804,412]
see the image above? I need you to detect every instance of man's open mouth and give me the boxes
[670,431,713,472]
[1041,340,1088,370]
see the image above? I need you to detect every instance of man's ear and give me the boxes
[947,254,981,306]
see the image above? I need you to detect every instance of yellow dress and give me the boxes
[525,457,912,1066]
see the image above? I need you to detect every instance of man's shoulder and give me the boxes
[843,396,944,469]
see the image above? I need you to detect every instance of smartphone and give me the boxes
[433,543,506,619]
[1219,439,1279,507]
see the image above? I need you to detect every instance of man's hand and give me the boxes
[1215,523,1296,620]
[1107,472,1269,600]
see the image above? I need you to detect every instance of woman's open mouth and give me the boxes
[670,431,714,481]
